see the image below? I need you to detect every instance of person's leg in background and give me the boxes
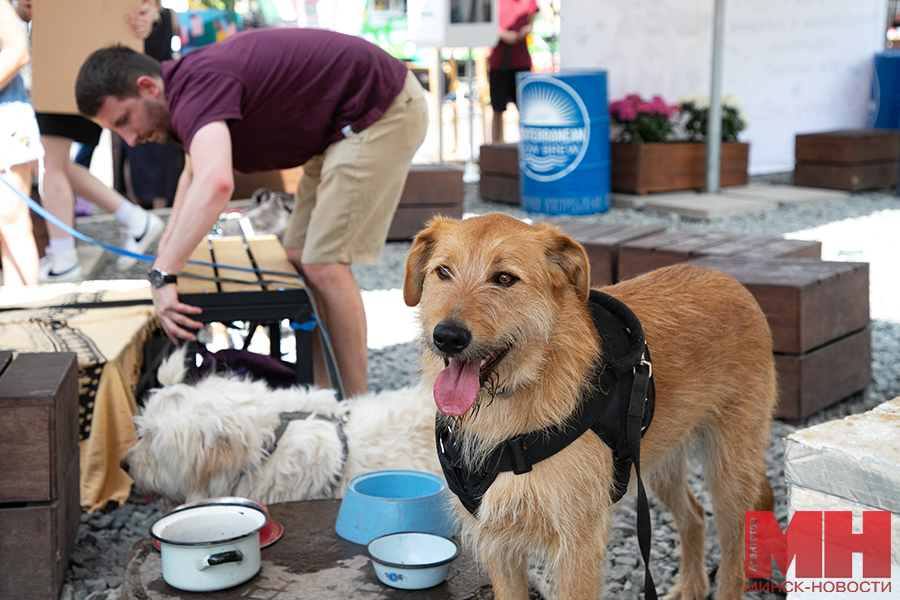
[72,142,95,217]
[0,161,39,285]
[489,68,507,143]
[39,134,164,281]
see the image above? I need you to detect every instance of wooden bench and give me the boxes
[794,129,900,191]
[479,142,520,205]
[178,235,314,383]
[0,352,79,600]
[617,229,822,282]
[556,220,667,286]
[387,164,464,240]
[685,257,870,422]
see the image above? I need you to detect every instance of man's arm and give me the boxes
[157,155,193,257]
[151,121,235,343]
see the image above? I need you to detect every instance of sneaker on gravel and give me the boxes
[117,212,164,270]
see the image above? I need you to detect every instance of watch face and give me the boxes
[148,269,173,288]
[148,269,162,288]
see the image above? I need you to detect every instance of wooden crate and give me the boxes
[0,352,80,600]
[0,352,79,504]
[387,164,464,240]
[774,327,871,422]
[557,220,666,286]
[617,230,822,283]
[479,143,520,205]
[683,257,869,355]
[794,129,900,191]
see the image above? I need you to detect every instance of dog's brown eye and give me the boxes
[436,265,451,280]
[493,272,518,287]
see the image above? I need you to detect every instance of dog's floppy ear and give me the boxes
[542,228,591,303]
[404,216,454,307]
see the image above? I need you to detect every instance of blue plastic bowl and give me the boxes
[334,470,457,545]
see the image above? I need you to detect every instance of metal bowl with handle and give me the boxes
[150,497,268,592]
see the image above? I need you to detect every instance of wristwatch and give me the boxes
[148,268,178,289]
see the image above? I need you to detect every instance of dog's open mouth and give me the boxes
[434,347,509,417]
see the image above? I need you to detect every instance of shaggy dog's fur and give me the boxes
[124,348,441,505]
[404,214,777,600]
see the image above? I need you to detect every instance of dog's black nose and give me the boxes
[433,322,471,354]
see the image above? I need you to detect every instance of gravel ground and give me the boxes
[62,174,900,600]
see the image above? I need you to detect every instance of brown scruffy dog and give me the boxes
[403,213,777,600]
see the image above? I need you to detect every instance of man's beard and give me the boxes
[145,98,173,144]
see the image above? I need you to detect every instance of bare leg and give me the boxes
[492,108,505,143]
[41,135,129,241]
[40,135,77,241]
[285,249,368,397]
[0,162,39,285]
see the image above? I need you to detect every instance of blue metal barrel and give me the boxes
[869,51,900,128]
[516,70,611,215]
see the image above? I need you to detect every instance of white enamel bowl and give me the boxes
[366,531,459,590]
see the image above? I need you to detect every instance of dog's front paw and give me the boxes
[664,578,710,600]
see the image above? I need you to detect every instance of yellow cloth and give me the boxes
[0,280,157,511]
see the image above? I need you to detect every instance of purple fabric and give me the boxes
[161,28,408,172]
[196,347,297,389]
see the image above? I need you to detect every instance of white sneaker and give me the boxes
[117,212,164,270]
[39,249,83,283]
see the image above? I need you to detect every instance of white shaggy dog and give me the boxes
[124,348,441,505]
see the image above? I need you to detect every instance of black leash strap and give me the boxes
[628,355,657,600]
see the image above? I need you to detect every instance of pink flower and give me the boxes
[618,104,637,120]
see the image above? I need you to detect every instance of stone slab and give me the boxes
[724,183,850,205]
[123,499,491,600]
[638,194,776,220]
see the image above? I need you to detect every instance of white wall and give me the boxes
[560,0,886,174]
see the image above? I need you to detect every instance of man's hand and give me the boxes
[499,29,519,45]
[151,284,204,344]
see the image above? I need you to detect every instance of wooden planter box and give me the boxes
[611,141,749,195]
[794,129,900,192]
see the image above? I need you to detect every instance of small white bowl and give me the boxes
[366,532,459,590]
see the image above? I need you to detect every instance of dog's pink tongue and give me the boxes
[434,358,480,416]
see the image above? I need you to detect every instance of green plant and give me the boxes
[679,94,748,141]
[608,94,680,144]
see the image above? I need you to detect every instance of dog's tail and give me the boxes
[157,345,190,386]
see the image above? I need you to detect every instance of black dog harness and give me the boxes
[436,290,658,599]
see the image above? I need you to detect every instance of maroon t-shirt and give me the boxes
[488,0,539,71]
[160,28,408,173]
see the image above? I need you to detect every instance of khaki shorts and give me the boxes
[283,70,428,265]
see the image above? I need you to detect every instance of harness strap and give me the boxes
[629,357,657,600]
[263,410,349,495]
